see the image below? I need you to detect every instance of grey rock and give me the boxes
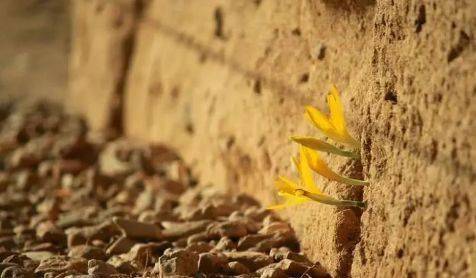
[155,250,199,276]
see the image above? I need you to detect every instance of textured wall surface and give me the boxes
[0,0,69,102]
[71,0,475,277]
[68,0,141,132]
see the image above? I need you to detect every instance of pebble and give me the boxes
[113,217,162,240]
[155,249,199,276]
[228,261,251,275]
[87,259,118,275]
[106,236,136,255]
[198,252,228,273]
[223,251,273,271]
[68,245,107,261]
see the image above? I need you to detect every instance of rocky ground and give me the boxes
[0,101,329,277]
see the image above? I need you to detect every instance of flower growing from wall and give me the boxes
[305,85,360,150]
[269,85,366,210]
[268,147,366,209]
[302,146,368,186]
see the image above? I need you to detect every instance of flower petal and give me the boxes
[291,150,322,194]
[303,191,366,208]
[290,136,360,159]
[327,85,347,133]
[305,106,334,134]
[303,147,369,186]
[275,176,299,195]
[267,192,309,210]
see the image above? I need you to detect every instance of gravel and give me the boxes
[0,101,330,277]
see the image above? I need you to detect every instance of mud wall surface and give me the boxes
[0,0,69,103]
[69,0,475,277]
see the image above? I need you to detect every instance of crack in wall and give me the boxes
[334,160,365,277]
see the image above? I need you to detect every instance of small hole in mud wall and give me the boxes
[185,122,195,135]
[447,30,470,62]
[384,90,398,104]
[253,80,262,95]
[299,73,309,83]
[291,28,301,36]
[214,7,225,40]
[415,4,426,33]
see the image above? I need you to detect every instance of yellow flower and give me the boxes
[267,148,365,210]
[290,136,360,159]
[305,85,359,149]
[301,146,369,186]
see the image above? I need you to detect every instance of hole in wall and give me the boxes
[415,4,426,33]
[253,80,262,95]
[214,7,226,40]
[384,90,398,104]
[291,28,301,36]
[185,122,195,135]
[299,73,309,83]
[447,30,470,62]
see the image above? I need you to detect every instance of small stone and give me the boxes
[275,259,328,277]
[185,242,213,254]
[0,263,17,273]
[198,252,228,274]
[214,237,237,251]
[161,220,211,241]
[106,236,136,255]
[233,194,261,209]
[184,203,237,220]
[227,261,250,275]
[223,251,273,271]
[237,234,272,251]
[249,233,299,253]
[155,250,199,276]
[36,222,66,245]
[270,248,311,264]
[207,221,248,239]
[68,245,107,261]
[99,141,134,177]
[124,242,172,268]
[66,229,87,248]
[259,267,287,278]
[133,190,155,214]
[186,231,212,245]
[259,222,292,235]
[35,255,82,274]
[112,217,161,240]
[1,266,34,278]
[244,207,272,222]
[23,251,55,262]
[87,259,118,275]
[107,256,136,274]
[0,237,15,249]
[66,221,119,247]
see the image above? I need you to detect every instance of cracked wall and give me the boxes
[69,0,475,277]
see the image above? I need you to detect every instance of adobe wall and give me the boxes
[69,0,475,276]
